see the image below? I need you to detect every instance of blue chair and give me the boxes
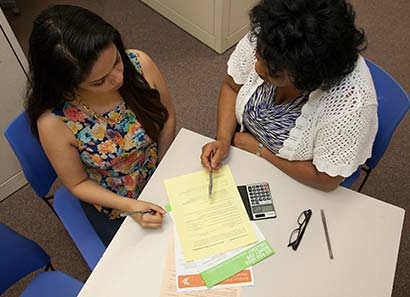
[4,112,105,270]
[0,223,83,296]
[342,59,410,191]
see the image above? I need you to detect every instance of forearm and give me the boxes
[260,147,343,191]
[157,113,176,161]
[216,78,240,144]
[68,179,135,212]
[67,177,166,228]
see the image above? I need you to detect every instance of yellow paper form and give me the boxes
[164,165,257,261]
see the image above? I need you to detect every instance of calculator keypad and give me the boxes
[248,183,271,205]
[246,183,276,220]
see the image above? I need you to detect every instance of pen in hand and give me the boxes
[120,209,156,217]
[208,151,214,198]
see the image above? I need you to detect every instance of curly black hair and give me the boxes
[250,0,366,91]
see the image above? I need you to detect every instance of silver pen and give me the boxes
[120,209,156,217]
[320,209,334,260]
[208,151,214,198]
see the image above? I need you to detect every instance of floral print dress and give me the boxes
[52,51,158,217]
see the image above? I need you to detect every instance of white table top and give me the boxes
[78,128,405,297]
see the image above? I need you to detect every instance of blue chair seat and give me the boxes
[21,271,83,297]
[0,223,83,296]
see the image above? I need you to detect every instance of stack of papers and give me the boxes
[163,166,275,294]
[160,232,242,297]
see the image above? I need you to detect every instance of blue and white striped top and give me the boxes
[243,82,308,154]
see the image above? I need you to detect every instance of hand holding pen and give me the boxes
[123,200,166,229]
[120,209,157,217]
[200,140,230,171]
[208,151,214,198]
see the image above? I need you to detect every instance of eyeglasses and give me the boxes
[288,209,312,251]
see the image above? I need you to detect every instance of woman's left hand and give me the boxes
[127,199,166,228]
[232,132,259,155]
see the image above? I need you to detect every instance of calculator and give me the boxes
[237,182,276,220]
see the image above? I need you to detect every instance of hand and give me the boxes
[201,140,230,170]
[128,199,166,229]
[232,132,259,154]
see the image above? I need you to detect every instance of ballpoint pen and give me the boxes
[120,209,156,217]
[320,209,334,260]
[208,151,214,198]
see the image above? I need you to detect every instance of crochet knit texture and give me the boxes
[227,33,378,177]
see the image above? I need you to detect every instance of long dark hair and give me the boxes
[26,5,168,140]
[250,0,366,91]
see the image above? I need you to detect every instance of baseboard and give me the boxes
[0,171,27,201]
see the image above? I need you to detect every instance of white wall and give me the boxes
[0,8,28,200]
[141,0,258,53]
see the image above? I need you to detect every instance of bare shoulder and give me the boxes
[127,49,155,70]
[37,110,63,132]
[37,111,76,146]
[127,49,161,87]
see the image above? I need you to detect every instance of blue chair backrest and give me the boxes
[4,112,57,197]
[0,224,50,295]
[365,59,410,169]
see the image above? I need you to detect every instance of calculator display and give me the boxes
[252,204,274,213]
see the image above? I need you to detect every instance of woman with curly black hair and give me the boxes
[201,0,378,191]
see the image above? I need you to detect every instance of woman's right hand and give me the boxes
[200,140,230,171]
[128,199,166,229]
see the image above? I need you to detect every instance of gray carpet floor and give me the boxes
[1,0,409,296]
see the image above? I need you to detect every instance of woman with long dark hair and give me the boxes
[27,5,176,245]
[201,0,378,191]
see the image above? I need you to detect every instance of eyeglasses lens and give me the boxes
[289,228,300,245]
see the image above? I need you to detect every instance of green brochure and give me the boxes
[200,239,274,287]
[166,204,275,288]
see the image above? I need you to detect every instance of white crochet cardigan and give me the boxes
[227,33,378,177]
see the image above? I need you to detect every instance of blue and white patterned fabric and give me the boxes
[230,33,377,177]
[243,82,308,154]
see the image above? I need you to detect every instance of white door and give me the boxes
[0,8,28,200]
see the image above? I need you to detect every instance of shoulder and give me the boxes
[126,49,157,75]
[126,49,162,88]
[235,32,256,53]
[126,49,152,64]
[228,32,258,85]
[37,110,77,146]
[313,56,377,116]
[229,33,257,65]
[38,110,62,130]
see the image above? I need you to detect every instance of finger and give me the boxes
[146,203,167,215]
[211,149,224,169]
[142,213,164,224]
[214,160,222,170]
[200,154,212,170]
[201,145,213,170]
[140,222,163,229]
[208,145,222,170]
